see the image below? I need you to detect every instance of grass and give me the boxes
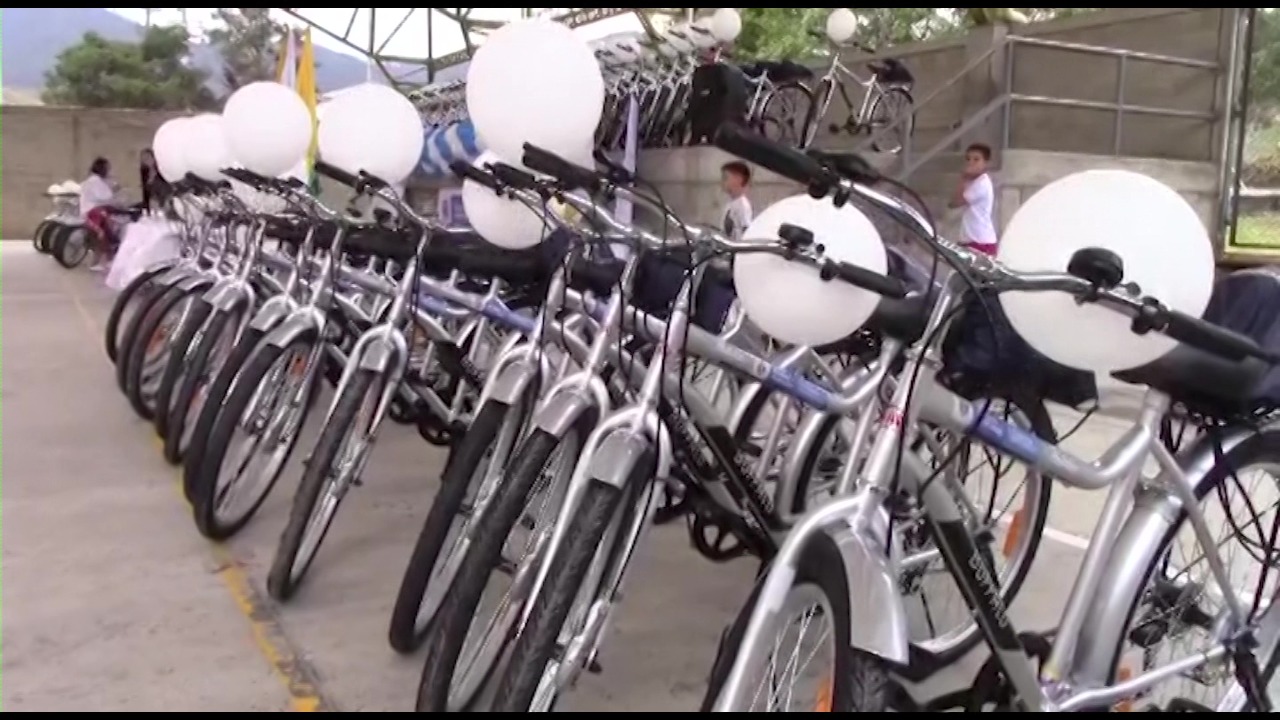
[1229,212,1280,253]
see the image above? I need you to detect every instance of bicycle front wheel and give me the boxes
[266,367,385,602]
[701,531,897,712]
[490,479,625,712]
[389,396,528,653]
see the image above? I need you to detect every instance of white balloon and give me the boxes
[463,151,548,250]
[466,19,604,164]
[735,194,887,347]
[222,81,312,178]
[317,82,424,185]
[710,8,742,43]
[153,116,193,183]
[690,19,720,49]
[997,169,1216,373]
[183,113,233,181]
[826,9,859,44]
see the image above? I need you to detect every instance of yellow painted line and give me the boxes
[62,270,333,712]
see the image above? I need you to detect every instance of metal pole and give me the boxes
[1227,8,1256,251]
[427,10,435,83]
[367,9,376,82]
[1113,55,1127,155]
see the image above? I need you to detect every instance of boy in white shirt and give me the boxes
[949,143,998,256]
[720,161,754,242]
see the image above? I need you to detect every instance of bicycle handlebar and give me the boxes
[711,123,1277,365]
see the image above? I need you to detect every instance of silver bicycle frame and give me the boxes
[713,269,1274,711]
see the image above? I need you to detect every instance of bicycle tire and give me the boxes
[182,324,264,506]
[415,424,589,711]
[33,220,55,254]
[869,87,914,154]
[700,532,895,711]
[153,297,214,445]
[266,367,381,602]
[119,284,193,419]
[489,477,630,711]
[191,330,317,538]
[389,400,513,653]
[163,306,239,465]
[54,225,90,269]
[105,265,171,364]
[757,81,815,147]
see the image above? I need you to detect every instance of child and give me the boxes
[720,160,754,242]
[949,143,998,256]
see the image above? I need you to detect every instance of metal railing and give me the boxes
[853,34,1220,183]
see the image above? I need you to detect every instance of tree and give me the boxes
[1249,9,1280,122]
[42,25,213,110]
[729,8,1100,62]
[206,8,288,92]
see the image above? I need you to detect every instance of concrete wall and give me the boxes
[0,105,378,239]
[2,106,182,239]
[815,8,1228,166]
[994,150,1219,235]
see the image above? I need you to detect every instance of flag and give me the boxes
[275,27,320,194]
[296,28,321,195]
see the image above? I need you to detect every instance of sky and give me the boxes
[107,8,649,64]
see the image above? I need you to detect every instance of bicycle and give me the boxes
[413,145,1050,711]
[705,125,1280,713]
[785,32,915,153]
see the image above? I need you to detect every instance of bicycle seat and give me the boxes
[1111,344,1271,417]
[739,60,813,84]
[569,256,625,297]
[868,59,914,86]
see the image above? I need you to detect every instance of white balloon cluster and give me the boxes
[459,18,604,249]
[151,73,425,211]
[457,9,748,250]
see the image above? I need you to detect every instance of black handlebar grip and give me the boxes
[820,260,909,299]
[488,162,540,191]
[449,160,499,191]
[521,143,600,191]
[1159,309,1267,362]
[314,160,359,188]
[713,122,835,192]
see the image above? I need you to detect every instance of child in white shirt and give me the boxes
[949,143,998,256]
[720,160,754,242]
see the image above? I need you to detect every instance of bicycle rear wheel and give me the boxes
[1103,425,1280,712]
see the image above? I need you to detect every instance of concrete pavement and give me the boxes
[1,243,1118,711]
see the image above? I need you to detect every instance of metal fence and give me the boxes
[1231,188,1280,253]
